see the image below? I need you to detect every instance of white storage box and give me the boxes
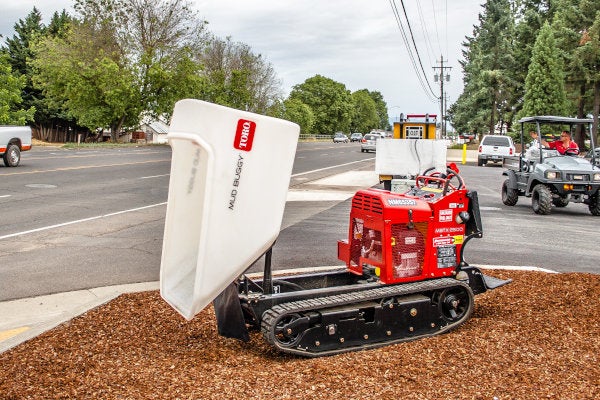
[375,139,447,176]
[160,100,299,320]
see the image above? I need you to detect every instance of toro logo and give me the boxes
[234,119,256,151]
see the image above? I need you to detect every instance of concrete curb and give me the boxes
[0,282,158,354]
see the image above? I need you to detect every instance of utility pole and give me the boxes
[433,56,452,139]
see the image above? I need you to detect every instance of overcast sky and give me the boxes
[2,0,485,127]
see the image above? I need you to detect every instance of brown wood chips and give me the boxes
[0,271,598,399]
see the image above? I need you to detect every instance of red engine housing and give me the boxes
[338,186,470,284]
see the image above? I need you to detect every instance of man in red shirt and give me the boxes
[542,131,579,155]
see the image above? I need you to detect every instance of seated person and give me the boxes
[529,131,540,148]
[524,130,541,160]
[541,131,579,155]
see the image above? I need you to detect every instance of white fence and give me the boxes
[298,134,334,141]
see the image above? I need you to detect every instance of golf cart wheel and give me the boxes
[532,184,552,215]
[552,195,570,208]
[501,179,518,206]
[589,192,600,216]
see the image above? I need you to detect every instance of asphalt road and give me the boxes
[1,142,598,302]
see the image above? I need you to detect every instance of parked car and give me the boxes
[350,132,363,142]
[333,132,349,143]
[478,134,516,166]
[361,133,380,153]
[0,125,32,167]
[369,130,386,138]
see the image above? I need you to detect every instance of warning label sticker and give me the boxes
[439,209,453,222]
[433,235,464,247]
[433,237,454,247]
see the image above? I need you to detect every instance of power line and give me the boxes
[429,0,443,57]
[397,0,437,97]
[388,0,430,99]
[415,0,435,68]
[388,0,433,101]
[388,0,437,102]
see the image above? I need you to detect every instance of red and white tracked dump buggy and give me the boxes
[160,100,511,357]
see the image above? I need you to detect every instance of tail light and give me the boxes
[510,147,513,155]
[478,145,482,153]
[362,138,367,143]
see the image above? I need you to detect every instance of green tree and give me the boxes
[366,90,389,130]
[32,21,141,141]
[350,90,379,133]
[3,7,44,77]
[200,36,282,113]
[575,12,600,142]
[282,98,314,134]
[4,9,77,141]
[520,22,569,117]
[0,54,35,125]
[32,0,208,140]
[450,0,516,138]
[552,0,600,143]
[288,75,353,135]
[511,1,554,117]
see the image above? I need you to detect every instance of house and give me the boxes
[140,119,170,144]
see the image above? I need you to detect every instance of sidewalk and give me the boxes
[447,148,478,163]
[0,282,158,353]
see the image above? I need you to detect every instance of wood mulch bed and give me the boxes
[0,270,598,399]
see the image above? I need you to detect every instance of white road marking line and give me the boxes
[286,190,355,202]
[0,202,167,241]
[0,195,11,198]
[139,174,170,179]
[291,158,375,178]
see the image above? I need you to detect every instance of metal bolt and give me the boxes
[431,323,435,328]
[287,328,292,335]
[389,303,394,309]
[386,330,392,336]
[315,341,320,346]
[363,334,369,340]
[409,327,414,332]
[340,337,345,343]
[410,308,417,317]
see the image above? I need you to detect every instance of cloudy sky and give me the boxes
[2,0,485,126]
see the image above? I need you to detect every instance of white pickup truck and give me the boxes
[0,126,32,167]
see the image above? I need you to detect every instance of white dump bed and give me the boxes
[160,100,299,320]
[375,139,447,176]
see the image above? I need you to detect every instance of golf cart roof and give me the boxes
[518,116,593,125]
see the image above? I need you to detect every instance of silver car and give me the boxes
[333,132,349,143]
[350,132,363,142]
[361,133,379,152]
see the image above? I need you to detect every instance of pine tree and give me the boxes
[449,0,516,137]
[520,22,568,117]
